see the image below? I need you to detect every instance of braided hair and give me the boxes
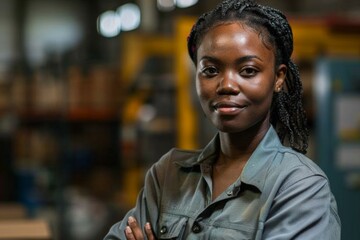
[187,0,309,153]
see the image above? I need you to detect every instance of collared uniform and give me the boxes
[104,126,341,239]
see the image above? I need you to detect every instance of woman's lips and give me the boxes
[213,101,247,114]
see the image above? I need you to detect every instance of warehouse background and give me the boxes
[0,0,359,239]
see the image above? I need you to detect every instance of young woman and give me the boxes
[105,0,341,239]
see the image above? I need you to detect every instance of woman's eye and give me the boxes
[240,67,258,77]
[201,66,218,76]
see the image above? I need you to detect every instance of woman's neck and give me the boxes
[217,122,270,164]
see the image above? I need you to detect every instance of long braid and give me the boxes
[187,0,309,153]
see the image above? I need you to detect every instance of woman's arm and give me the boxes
[103,161,164,240]
[263,175,341,239]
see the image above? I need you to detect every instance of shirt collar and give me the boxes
[174,126,282,192]
[240,126,281,192]
[172,133,219,168]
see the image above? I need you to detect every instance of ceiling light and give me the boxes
[97,10,121,37]
[117,3,141,31]
[157,0,176,11]
[176,0,198,8]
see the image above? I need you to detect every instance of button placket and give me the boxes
[160,226,167,234]
[226,184,241,197]
[192,221,202,233]
[226,189,233,196]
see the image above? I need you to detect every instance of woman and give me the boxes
[105,0,341,239]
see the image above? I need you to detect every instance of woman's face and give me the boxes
[196,22,286,133]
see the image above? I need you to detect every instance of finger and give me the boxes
[125,226,136,240]
[144,222,156,240]
[128,216,144,240]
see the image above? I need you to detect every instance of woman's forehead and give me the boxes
[201,20,273,46]
[197,22,275,62]
[199,22,273,51]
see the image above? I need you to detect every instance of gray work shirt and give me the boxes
[104,126,341,239]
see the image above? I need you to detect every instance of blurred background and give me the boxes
[0,0,359,239]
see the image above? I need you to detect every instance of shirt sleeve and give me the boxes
[263,175,341,240]
[103,161,163,240]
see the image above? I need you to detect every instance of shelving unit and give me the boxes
[0,63,124,239]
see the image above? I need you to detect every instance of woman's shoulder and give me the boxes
[269,146,330,191]
[145,148,205,189]
[277,146,326,176]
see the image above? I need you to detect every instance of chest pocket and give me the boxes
[208,218,263,240]
[209,225,258,240]
[157,213,188,239]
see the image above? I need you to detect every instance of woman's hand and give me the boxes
[125,216,156,240]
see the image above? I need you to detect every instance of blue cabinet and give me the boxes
[314,58,360,239]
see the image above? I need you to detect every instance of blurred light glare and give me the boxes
[117,3,141,31]
[157,0,176,11]
[315,62,330,99]
[176,0,198,8]
[97,10,121,38]
[138,104,157,122]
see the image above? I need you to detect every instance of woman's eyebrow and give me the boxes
[235,55,263,64]
[200,55,263,64]
[199,56,221,64]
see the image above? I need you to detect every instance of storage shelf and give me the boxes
[17,108,120,122]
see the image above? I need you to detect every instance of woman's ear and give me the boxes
[274,64,287,92]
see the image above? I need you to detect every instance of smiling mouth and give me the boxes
[213,102,248,114]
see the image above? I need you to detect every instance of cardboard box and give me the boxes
[0,203,27,220]
[0,219,51,240]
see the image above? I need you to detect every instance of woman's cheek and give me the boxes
[196,81,211,98]
[243,81,273,104]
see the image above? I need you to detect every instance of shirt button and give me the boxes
[227,190,233,196]
[192,222,201,233]
[160,226,167,234]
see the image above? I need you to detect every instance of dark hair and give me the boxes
[187,0,309,153]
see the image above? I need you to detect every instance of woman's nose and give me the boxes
[216,72,240,95]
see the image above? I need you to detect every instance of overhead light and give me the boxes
[97,10,121,37]
[176,0,198,8]
[157,0,176,11]
[117,3,141,31]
